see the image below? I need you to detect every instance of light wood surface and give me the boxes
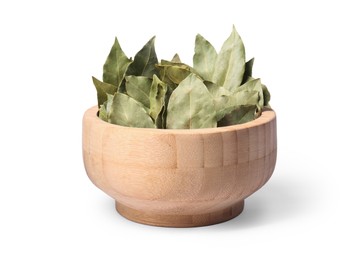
[83,106,277,227]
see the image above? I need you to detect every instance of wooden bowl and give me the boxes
[83,106,277,227]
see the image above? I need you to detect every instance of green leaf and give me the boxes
[126,36,158,78]
[159,59,174,66]
[125,76,152,108]
[159,85,174,129]
[233,79,263,106]
[92,76,117,107]
[171,53,181,63]
[156,62,194,87]
[160,106,167,129]
[218,105,257,127]
[167,74,217,129]
[240,78,264,115]
[99,105,107,121]
[103,37,132,87]
[99,94,114,122]
[240,76,268,108]
[193,34,217,82]
[212,26,245,91]
[204,81,231,121]
[217,79,262,121]
[242,77,269,109]
[262,83,271,107]
[217,76,263,126]
[149,75,168,128]
[204,81,231,98]
[242,58,254,84]
[109,93,155,128]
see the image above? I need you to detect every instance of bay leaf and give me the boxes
[217,79,262,121]
[212,26,245,92]
[160,85,174,129]
[118,79,127,94]
[103,37,132,87]
[193,34,217,82]
[215,91,259,122]
[99,94,114,121]
[159,59,174,66]
[218,105,257,127]
[242,58,254,84]
[204,81,232,121]
[156,62,194,87]
[92,76,117,107]
[125,76,152,108]
[204,81,231,98]
[242,76,270,108]
[109,93,155,128]
[149,75,168,128]
[99,104,108,121]
[171,53,181,63]
[166,74,217,129]
[242,78,264,114]
[126,36,158,78]
[160,106,167,129]
[262,83,271,107]
[233,78,263,107]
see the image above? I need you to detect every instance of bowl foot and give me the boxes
[115,200,244,227]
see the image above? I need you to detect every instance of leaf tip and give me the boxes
[195,33,206,42]
[114,37,120,45]
[231,25,242,39]
[171,53,181,63]
[147,35,156,44]
[92,76,100,84]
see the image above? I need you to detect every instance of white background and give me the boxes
[1,0,362,259]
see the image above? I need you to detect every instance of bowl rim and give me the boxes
[84,106,276,135]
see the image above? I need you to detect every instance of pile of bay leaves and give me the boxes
[93,27,270,129]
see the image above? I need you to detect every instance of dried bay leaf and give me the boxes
[149,75,168,128]
[218,105,257,127]
[262,83,271,107]
[238,78,265,115]
[212,26,245,92]
[167,74,217,129]
[157,61,194,87]
[99,104,108,121]
[159,84,175,129]
[160,106,167,129]
[99,94,114,122]
[193,34,217,82]
[92,76,117,107]
[216,79,262,121]
[233,79,263,106]
[103,37,132,88]
[126,36,158,78]
[171,53,181,63]
[164,65,192,84]
[109,93,155,128]
[95,28,271,129]
[204,81,231,98]
[204,81,232,121]
[243,76,270,107]
[125,76,152,108]
[242,58,254,84]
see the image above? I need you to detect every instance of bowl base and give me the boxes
[115,200,244,227]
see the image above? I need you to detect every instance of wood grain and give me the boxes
[83,106,277,227]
